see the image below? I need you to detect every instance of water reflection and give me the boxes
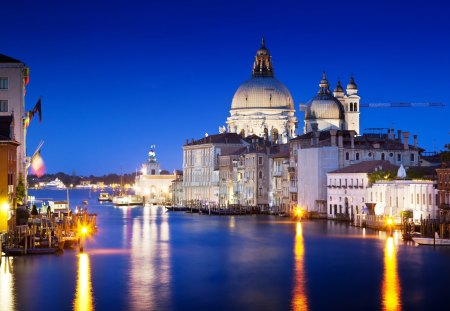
[74,253,94,311]
[0,257,15,311]
[129,206,170,310]
[292,222,309,310]
[382,237,401,311]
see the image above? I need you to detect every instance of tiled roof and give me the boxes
[329,160,399,174]
[185,133,244,146]
[0,54,23,64]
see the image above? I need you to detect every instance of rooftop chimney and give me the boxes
[397,130,402,143]
[413,134,418,148]
[403,132,410,150]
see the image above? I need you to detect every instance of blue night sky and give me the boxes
[3,0,450,175]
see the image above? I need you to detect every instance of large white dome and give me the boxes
[231,77,294,110]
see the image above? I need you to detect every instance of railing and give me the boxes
[354,214,387,229]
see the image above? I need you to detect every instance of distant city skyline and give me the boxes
[3,0,449,175]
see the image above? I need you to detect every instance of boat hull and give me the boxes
[412,237,450,246]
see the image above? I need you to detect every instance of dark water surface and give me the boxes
[2,189,450,311]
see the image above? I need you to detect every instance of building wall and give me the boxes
[327,172,368,218]
[135,174,175,204]
[227,108,297,143]
[183,143,243,205]
[298,146,339,213]
[436,168,450,209]
[0,64,26,180]
[0,142,18,232]
[368,180,437,222]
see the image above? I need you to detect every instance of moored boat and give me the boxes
[41,178,67,190]
[412,237,450,246]
[98,192,112,202]
[112,194,144,206]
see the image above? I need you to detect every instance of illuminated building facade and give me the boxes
[0,116,19,231]
[0,54,28,181]
[135,148,176,204]
[226,38,297,144]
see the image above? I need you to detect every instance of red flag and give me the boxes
[31,151,45,177]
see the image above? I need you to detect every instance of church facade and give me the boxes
[226,38,297,144]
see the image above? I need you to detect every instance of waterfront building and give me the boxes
[326,161,398,220]
[226,38,297,144]
[269,144,290,212]
[135,148,176,204]
[295,128,422,215]
[183,133,247,207]
[367,173,437,223]
[0,54,29,181]
[0,116,19,231]
[170,170,183,206]
[436,167,450,212]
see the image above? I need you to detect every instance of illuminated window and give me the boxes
[0,100,7,112]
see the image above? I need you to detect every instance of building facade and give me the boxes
[183,133,246,207]
[327,161,398,220]
[135,148,177,204]
[436,167,450,212]
[0,116,19,231]
[296,129,422,214]
[226,38,297,144]
[0,54,28,181]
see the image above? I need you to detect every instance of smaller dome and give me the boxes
[347,76,357,90]
[305,93,345,120]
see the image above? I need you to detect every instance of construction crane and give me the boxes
[299,102,445,111]
[360,102,445,108]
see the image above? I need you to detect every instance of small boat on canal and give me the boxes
[412,234,450,246]
[98,192,112,202]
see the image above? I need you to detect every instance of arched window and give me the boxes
[349,102,353,111]
[354,103,358,111]
[272,128,279,142]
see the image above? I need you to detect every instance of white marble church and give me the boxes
[226,38,298,144]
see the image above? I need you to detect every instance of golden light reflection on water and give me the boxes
[1,257,15,311]
[292,222,309,311]
[129,206,170,310]
[74,253,94,311]
[382,237,401,311]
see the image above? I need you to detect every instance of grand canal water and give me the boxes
[2,189,450,311]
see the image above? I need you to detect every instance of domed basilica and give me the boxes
[226,38,361,143]
[226,38,298,144]
[304,72,360,134]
